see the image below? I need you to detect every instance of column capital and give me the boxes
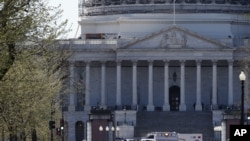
[116,59,122,64]
[148,60,154,64]
[132,60,138,64]
[227,59,234,65]
[212,59,217,64]
[163,60,170,64]
[85,60,91,64]
[196,59,202,65]
[179,60,185,64]
[101,60,107,64]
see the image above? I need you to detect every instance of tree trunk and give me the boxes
[31,129,37,141]
[0,43,16,80]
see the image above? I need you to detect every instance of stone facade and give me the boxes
[60,1,250,141]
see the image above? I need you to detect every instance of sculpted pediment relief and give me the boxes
[160,29,187,48]
[120,25,232,50]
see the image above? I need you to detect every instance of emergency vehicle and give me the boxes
[140,132,203,141]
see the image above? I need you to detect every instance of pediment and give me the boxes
[120,25,233,50]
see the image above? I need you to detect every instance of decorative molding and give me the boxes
[160,29,187,48]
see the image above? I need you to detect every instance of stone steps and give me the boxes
[135,111,214,140]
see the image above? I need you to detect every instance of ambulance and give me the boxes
[140,132,203,141]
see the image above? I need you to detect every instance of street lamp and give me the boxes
[105,126,109,141]
[239,71,246,125]
[116,127,120,139]
[123,108,127,124]
[99,126,103,132]
[99,126,103,141]
[105,126,118,141]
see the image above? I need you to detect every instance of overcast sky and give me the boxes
[49,0,79,39]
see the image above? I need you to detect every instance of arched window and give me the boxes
[75,121,84,141]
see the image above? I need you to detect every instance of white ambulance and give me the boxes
[140,132,203,141]
[178,133,203,141]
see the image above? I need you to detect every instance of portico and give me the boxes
[67,25,237,112]
[68,58,238,112]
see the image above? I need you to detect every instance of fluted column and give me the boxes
[84,61,91,111]
[163,60,170,111]
[68,61,76,111]
[116,60,122,108]
[228,60,234,105]
[180,60,186,111]
[195,60,202,111]
[132,60,138,108]
[212,60,218,109]
[147,60,154,111]
[100,61,106,109]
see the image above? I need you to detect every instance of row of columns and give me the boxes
[68,59,235,111]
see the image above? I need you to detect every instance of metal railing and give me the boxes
[57,38,250,49]
[79,2,250,16]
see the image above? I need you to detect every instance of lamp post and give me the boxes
[239,71,246,125]
[116,127,120,140]
[105,126,109,141]
[99,126,103,141]
[123,108,127,124]
[105,126,118,141]
[111,127,115,141]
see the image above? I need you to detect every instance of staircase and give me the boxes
[135,111,214,140]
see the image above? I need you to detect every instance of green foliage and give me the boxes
[0,0,69,140]
[1,51,58,138]
[0,0,68,80]
[0,45,67,139]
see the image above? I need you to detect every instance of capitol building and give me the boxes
[59,0,250,141]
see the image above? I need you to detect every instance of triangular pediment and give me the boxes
[120,25,233,49]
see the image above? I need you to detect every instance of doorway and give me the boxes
[169,85,180,111]
[75,121,84,141]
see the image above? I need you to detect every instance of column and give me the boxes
[84,61,91,111]
[68,61,76,111]
[116,60,122,108]
[67,120,76,141]
[101,61,106,109]
[87,121,92,141]
[147,60,154,111]
[163,60,170,111]
[212,60,218,109]
[228,60,234,105]
[180,60,186,111]
[195,60,202,111]
[132,60,138,109]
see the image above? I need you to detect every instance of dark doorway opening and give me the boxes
[169,85,180,111]
[75,121,84,141]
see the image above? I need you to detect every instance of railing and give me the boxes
[79,2,250,16]
[116,121,135,126]
[57,39,118,49]
[57,38,250,49]
[79,0,250,7]
[58,39,117,45]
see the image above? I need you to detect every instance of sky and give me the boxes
[49,0,79,39]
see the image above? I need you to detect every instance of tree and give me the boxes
[0,0,69,140]
[0,0,67,80]
[0,47,67,140]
